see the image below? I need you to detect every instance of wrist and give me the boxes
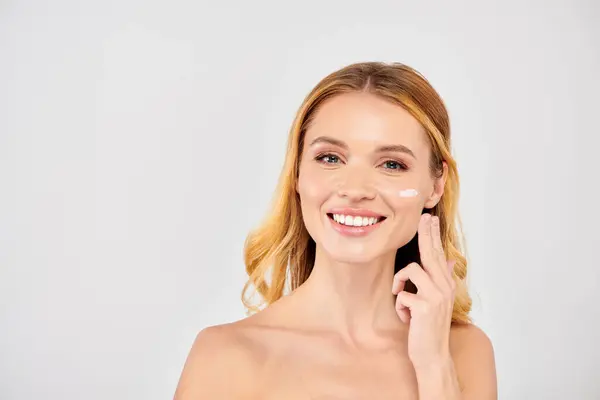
[412,353,453,371]
[413,356,455,378]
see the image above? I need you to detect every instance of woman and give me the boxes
[175,62,497,399]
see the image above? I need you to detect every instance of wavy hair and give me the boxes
[241,61,471,324]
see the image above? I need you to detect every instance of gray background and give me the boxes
[1,0,599,399]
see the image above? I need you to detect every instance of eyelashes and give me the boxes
[315,153,341,164]
[381,159,409,171]
[314,152,409,172]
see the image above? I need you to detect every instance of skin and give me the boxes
[174,92,497,399]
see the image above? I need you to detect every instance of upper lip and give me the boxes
[327,208,386,218]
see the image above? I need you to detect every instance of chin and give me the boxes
[320,241,385,265]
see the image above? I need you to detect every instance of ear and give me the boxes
[423,161,448,209]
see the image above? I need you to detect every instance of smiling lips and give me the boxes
[326,208,386,237]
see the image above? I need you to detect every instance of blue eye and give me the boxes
[315,153,341,164]
[382,160,408,171]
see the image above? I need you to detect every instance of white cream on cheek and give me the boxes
[378,185,421,200]
[398,188,419,198]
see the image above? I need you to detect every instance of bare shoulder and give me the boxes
[173,321,261,400]
[449,322,494,353]
[449,323,497,398]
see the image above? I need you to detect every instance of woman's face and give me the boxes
[296,92,446,264]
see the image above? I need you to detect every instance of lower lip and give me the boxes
[327,215,385,237]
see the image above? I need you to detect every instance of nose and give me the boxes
[336,167,376,202]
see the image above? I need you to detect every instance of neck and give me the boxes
[292,246,406,342]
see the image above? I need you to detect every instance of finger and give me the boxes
[432,216,453,284]
[447,259,456,275]
[395,302,411,323]
[396,291,423,311]
[392,262,437,295]
[394,276,410,323]
[396,310,410,324]
[447,260,457,292]
[392,268,407,294]
[418,214,445,287]
[418,214,434,272]
[431,216,447,266]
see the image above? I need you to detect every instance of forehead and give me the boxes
[305,92,429,152]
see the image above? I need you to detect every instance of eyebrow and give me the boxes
[309,136,417,160]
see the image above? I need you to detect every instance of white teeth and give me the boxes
[331,214,381,227]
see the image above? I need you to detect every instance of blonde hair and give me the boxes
[242,61,472,324]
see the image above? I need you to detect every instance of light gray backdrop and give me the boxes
[1,0,599,399]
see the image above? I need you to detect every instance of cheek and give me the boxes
[378,178,425,206]
[388,194,423,216]
[297,169,334,241]
[297,167,333,208]
[384,193,424,247]
[379,183,426,228]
